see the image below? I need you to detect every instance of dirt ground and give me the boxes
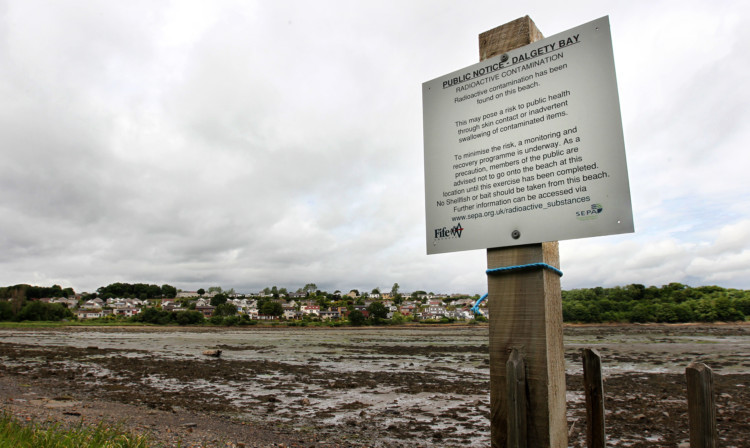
[1,323,748,447]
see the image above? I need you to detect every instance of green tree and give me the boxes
[197,288,205,296]
[0,300,13,321]
[693,299,718,322]
[734,296,750,316]
[10,289,25,316]
[714,296,744,321]
[161,284,177,298]
[213,302,237,317]
[260,301,283,317]
[630,303,655,323]
[210,293,229,307]
[348,310,365,326]
[367,301,389,321]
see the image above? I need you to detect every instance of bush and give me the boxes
[390,312,406,325]
[175,310,204,325]
[222,315,240,326]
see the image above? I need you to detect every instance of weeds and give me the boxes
[0,409,151,448]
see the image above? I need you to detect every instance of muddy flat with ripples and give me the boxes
[1,323,748,447]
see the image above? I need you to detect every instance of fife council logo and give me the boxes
[434,223,464,240]
[576,203,603,221]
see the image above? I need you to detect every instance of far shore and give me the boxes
[1,320,748,332]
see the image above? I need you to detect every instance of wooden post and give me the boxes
[686,362,717,448]
[480,16,565,448]
[506,348,528,448]
[582,348,606,448]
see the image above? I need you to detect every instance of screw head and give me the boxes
[511,230,521,239]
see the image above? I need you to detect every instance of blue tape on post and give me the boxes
[471,263,563,315]
[486,262,563,277]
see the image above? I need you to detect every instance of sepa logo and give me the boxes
[576,203,603,221]
[434,223,464,240]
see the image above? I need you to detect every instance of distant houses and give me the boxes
[46,288,484,323]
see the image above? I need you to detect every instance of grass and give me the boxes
[0,410,151,448]
[0,321,69,328]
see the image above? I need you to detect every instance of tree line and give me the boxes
[2,282,750,324]
[0,284,75,300]
[96,282,177,300]
[562,283,750,323]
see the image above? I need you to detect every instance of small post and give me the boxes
[582,348,606,448]
[686,362,717,448]
[507,348,528,448]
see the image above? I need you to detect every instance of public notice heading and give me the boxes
[423,16,634,254]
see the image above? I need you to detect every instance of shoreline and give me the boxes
[2,321,749,332]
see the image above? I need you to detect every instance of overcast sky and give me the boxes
[1,0,748,295]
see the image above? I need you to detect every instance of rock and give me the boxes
[202,349,222,357]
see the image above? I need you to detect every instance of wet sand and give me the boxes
[1,323,748,447]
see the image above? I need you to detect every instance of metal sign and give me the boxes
[423,16,634,254]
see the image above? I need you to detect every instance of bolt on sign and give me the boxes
[423,16,634,255]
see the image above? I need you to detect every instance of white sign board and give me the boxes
[423,16,634,255]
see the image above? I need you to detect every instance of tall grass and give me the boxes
[0,410,151,448]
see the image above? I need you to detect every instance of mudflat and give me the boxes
[1,323,748,447]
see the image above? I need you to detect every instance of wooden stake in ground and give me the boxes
[686,362,717,448]
[582,348,606,448]
[479,16,567,448]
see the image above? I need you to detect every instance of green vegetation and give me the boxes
[1,281,749,327]
[562,283,749,323]
[258,300,283,317]
[130,308,205,326]
[0,298,74,323]
[0,284,75,300]
[0,409,150,448]
[97,283,176,300]
[348,310,366,326]
[366,301,389,323]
